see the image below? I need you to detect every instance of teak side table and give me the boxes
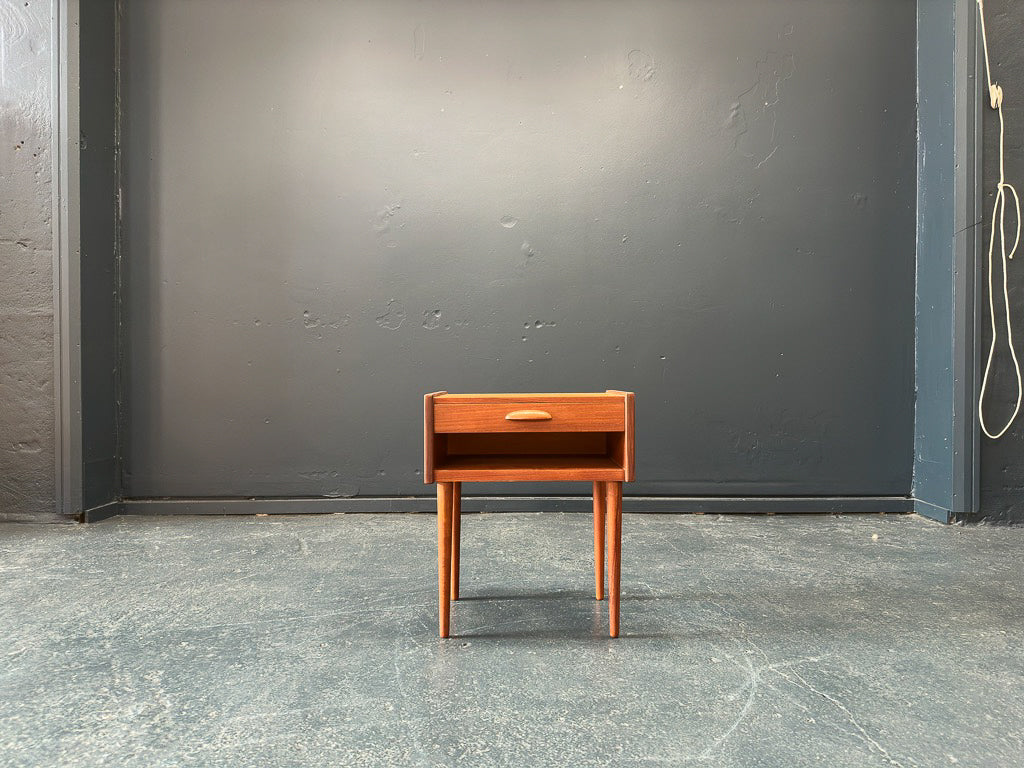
[424,391,635,638]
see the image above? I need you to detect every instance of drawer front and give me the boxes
[434,401,624,433]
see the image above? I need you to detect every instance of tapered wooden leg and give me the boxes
[450,482,461,601]
[437,482,453,638]
[606,481,622,638]
[593,481,606,600]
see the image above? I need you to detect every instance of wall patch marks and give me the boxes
[627,50,655,83]
[413,23,426,61]
[376,300,407,331]
[727,30,796,169]
[422,309,442,330]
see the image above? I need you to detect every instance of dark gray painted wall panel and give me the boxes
[913,1,956,517]
[977,0,1024,523]
[80,0,120,510]
[122,0,917,499]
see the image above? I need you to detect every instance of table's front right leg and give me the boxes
[606,481,622,638]
[451,482,462,601]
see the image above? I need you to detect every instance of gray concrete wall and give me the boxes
[0,1,57,522]
[121,0,918,501]
[977,0,1024,523]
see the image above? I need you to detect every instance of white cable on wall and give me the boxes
[977,0,1023,439]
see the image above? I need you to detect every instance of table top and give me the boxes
[432,391,627,403]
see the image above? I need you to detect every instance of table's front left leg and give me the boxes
[437,481,453,638]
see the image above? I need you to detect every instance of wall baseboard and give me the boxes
[82,495,915,522]
[913,498,954,524]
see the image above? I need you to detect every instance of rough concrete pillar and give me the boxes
[0,1,58,521]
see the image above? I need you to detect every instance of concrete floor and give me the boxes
[1,513,1023,767]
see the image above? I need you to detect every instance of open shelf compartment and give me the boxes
[432,431,627,482]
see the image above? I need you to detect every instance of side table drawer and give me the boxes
[434,401,624,433]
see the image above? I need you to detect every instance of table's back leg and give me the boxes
[606,481,623,637]
[437,481,453,637]
[451,482,462,601]
[593,481,606,600]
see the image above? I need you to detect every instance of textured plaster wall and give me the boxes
[0,1,57,521]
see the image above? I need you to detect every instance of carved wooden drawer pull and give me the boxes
[505,410,553,421]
